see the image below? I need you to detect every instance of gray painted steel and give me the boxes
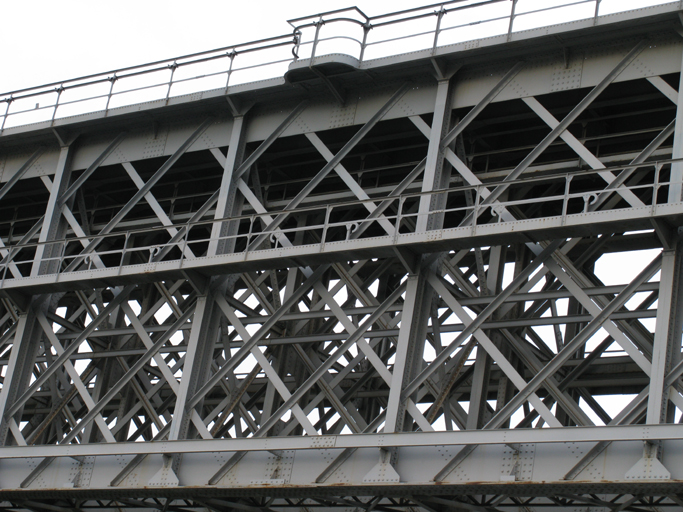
[0,1,683,511]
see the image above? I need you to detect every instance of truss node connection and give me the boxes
[1,1,683,511]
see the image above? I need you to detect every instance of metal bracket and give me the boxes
[651,218,677,250]
[345,222,359,240]
[0,290,30,313]
[311,67,346,106]
[148,455,180,487]
[582,192,599,212]
[362,449,400,483]
[429,59,462,81]
[625,455,671,480]
[51,128,79,148]
[181,269,210,296]
[393,247,418,274]
[225,96,254,117]
[51,128,67,147]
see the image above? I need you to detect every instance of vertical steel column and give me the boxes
[669,55,683,203]
[467,246,506,429]
[31,144,72,277]
[389,264,437,436]
[364,265,433,483]
[0,300,47,445]
[210,115,248,256]
[486,246,511,414]
[150,290,219,484]
[466,348,491,430]
[167,295,209,443]
[383,275,420,433]
[647,244,683,424]
[0,313,28,444]
[417,79,453,233]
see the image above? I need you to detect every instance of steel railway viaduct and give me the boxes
[1,1,683,511]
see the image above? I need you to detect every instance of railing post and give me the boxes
[186,224,195,259]
[105,75,117,113]
[311,16,324,63]
[166,62,178,105]
[59,238,68,273]
[651,163,661,215]
[321,204,331,250]
[562,174,572,224]
[397,196,405,239]
[180,226,188,266]
[594,0,602,24]
[225,50,237,91]
[244,214,256,259]
[359,23,371,62]
[0,96,12,132]
[292,30,302,60]
[432,6,447,55]
[507,0,518,41]
[119,232,129,274]
[473,186,481,232]
[51,86,63,123]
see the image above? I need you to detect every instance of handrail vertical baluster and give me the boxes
[396,196,405,241]
[51,86,63,123]
[473,185,481,232]
[180,226,188,266]
[245,214,255,258]
[594,0,602,24]
[311,16,324,63]
[359,22,371,62]
[432,6,446,55]
[507,0,518,41]
[0,97,12,132]
[225,50,237,92]
[120,232,129,273]
[322,204,331,250]
[105,76,117,114]
[562,174,572,225]
[166,62,177,105]
[653,163,662,215]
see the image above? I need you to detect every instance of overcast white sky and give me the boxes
[0,0,426,93]
[0,0,671,94]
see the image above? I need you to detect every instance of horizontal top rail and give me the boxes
[0,156,679,283]
[0,34,295,99]
[0,0,676,132]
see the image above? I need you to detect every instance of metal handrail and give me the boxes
[0,157,680,283]
[3,154,681,245]
[0,0,674,132]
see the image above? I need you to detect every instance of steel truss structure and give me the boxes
[2,1,683,511]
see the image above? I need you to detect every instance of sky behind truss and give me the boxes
[0,0,672,427]
[0,0,671,93]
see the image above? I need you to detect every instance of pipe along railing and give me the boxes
[1,157,680,284]
[0,0,673,131]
